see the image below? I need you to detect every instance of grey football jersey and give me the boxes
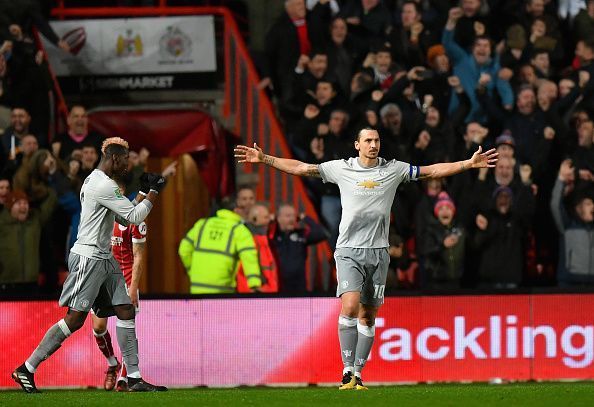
[71,169,153,260]
[318,157,419,249]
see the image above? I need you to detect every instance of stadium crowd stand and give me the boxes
[258,0,594,289]
[0,0,593,295]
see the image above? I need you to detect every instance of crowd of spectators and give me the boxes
[0,0,328,296]
[0,0,81,295]
[2,0,593,295]
[232,186,327,293]
[0,0,70,142]
[0,103,149,294]
[259,0,594,289]
[0,102,325,295]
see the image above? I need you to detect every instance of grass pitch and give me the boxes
[2,382,594,406]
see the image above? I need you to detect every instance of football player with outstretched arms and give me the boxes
[235,128,497,390]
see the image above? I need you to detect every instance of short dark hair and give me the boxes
[69,104,86,113]
[517,83,535,95]
[402,1,422,15]
[530,48,549,60]
[353,71,374,91]
[309,47,328,59]
[317,77,336,89]
[102,143,128,159]
[11,105,30,113]
[356,127,378,142]
[330,108,350,120]
[374,44,392,55]
[236,185,254,193]
[81,142,98,151]
[219,195,237,211]
[519,63,536,73]
[583,39,594,53]
[473,35,492,47]
[277,202,295,212]
[573,192,594,211]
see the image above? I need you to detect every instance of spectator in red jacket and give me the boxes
[237,203,279,293]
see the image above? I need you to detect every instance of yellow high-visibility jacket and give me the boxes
[178,209,262,293]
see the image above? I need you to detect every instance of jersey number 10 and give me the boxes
[373,284,385,299]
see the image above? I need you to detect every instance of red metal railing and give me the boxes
[50,4,334,290]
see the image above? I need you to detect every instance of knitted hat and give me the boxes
[533,36,557,51]
[427,44,446,66]
[493,185,513,199]
[506,25,526,50]
[495,132,515,148]
[434,191,456,217]
[5,190,28,210]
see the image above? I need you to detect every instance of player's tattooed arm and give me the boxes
[274,159,321,178]
[303,164,321,178]
[262,154,275,166]
[419,146,498,178]
[235,143,321,177]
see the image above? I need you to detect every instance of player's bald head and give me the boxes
[248,204,271,226]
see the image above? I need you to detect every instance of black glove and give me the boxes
[139,172,151,194]
[148,173,166,193]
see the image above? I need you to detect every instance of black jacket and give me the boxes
[420,221,466,285]
[270,217,326,292]
[262,4,329,98]
[474,208,529,285]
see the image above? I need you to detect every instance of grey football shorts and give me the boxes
[334,247,389,307]
[59,252,132,318]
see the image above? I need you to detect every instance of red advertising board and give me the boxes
[1,295,593,389]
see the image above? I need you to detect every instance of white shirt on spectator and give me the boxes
[558,0,586,20]
[307,0,340,15]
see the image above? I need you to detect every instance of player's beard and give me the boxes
[114,168,132,185]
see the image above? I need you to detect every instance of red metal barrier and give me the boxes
[50,4,334,290]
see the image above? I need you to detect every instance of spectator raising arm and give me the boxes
[301,214,327,244]
[550,159,574,233]
[442,8,466,65]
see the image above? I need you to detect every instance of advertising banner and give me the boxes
[42,16,217,91]
[1,295,593,389]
